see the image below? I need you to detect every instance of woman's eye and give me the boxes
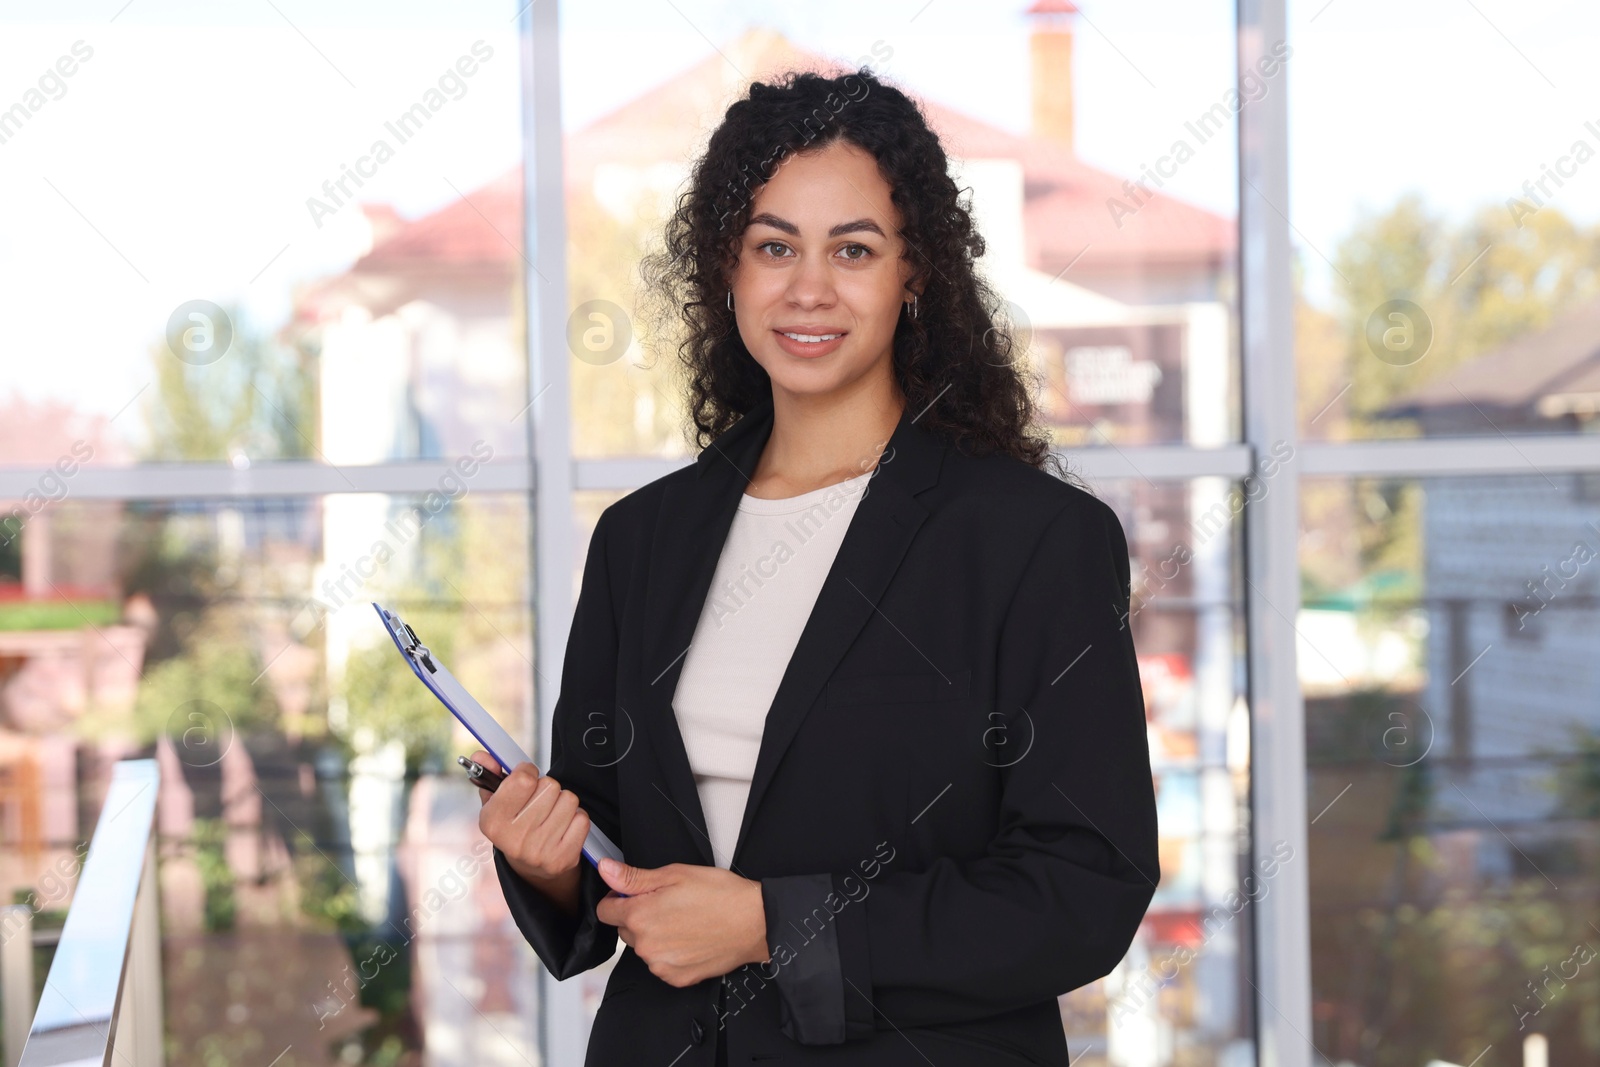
[755,241,872,261]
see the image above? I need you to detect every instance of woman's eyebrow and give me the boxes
[748,213,886,239]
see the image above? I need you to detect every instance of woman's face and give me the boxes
[728,139,915,403]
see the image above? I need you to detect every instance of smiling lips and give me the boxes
[773,328,848,358]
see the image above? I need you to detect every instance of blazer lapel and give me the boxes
[635,394,948,870]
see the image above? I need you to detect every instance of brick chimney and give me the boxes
[1027,0,1079,153]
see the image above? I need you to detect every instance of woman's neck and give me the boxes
[745,386,905,499]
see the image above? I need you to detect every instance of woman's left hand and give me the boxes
[594,858,770,987]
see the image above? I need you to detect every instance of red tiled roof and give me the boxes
[917,102,1235,271]
[341,26,1231,280]
[1029,181,1236,271]
[353,168,523,271]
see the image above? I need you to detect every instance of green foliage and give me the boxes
[0,523,19,581]
[139,303,317,463]
[0,599,119,631]
[191,817,237,933]
[291,825,363,935]
[338,628,455,769]
[1379,759,1432,843]
[1552,725,1600,819]
[332,1015,413,1067]
[1334,194,1600,440]
[1363,883,1599,1064]
[1354,480,1423,586]
[119,504,221,596]
[115,503,242,670]
[113,605,279,754]
[342,931,413,1016]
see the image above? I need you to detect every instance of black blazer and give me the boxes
[493,393,1160,1066]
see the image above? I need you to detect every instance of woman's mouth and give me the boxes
[773,329,847,358]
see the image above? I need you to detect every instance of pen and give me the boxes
[458,754,507,793]
[456,754,623,890]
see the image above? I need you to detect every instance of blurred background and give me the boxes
[0,0,1597,1065]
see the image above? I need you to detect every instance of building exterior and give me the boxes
[1381,295,1600,839]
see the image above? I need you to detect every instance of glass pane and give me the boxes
[1301,473,1600,1064]
[0,492,535,1065]
[1092,478,1253,1067]
[561,0,1240,457]
[0,4,527,468]
[1290,1,1600,441]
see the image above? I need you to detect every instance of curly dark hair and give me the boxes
[637,65,1079,484]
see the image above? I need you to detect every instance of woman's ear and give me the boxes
[901,264,926,302]
[709,248,732,303]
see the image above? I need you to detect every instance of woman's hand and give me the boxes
[472,749,590,886]
[594,858,770,987]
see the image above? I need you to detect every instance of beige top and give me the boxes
[672,469,874,868]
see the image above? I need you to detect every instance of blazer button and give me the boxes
[690,1018,706,1044]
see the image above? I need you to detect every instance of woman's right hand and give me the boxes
[473,749,592,886]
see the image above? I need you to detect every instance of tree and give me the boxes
[139,302,317,463]
[568,183,696,457]
[1330,193,1600,441]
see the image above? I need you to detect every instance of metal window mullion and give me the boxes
[520,2,585,1067]
[1238,0,1314,1064]
[16,435,1592,509]
[572,444,1255,493]
[11,436,1595,505]
[1055,444,1253,481]
[1301,436,1600,476]
[0,461,533,501]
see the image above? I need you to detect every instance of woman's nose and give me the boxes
[784,252,837,307]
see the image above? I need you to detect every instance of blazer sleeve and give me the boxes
[494,505,624,980]
[758,495,1160,1043]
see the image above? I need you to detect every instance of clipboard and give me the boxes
[372,601,626,872]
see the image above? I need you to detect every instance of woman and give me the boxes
[476,67,1158,1066]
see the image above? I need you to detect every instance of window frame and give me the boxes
[9,2,1600,1065]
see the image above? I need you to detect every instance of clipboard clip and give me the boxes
[385,608,437,674]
